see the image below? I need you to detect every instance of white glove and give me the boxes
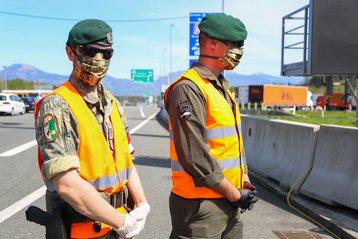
[129,202,150,221]
[113,214,139,239]
[126,202,151,238]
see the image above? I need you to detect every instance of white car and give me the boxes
[0,93,26,116]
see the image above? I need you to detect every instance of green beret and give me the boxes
[67,19,113,46]
[198,13,247,42]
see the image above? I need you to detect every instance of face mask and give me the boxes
[218,45,244,70]
[200,44,244,70]
[73,53,110,86]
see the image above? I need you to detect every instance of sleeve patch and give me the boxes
[42,114,59,142]
[178,101,192,120]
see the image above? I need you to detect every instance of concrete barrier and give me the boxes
[301,124,358,210]
[241,115,320,193]
[159,104,169,123]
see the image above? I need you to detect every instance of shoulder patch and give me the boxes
[42,114,59,141]
[178,101,192,120]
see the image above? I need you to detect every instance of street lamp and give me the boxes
[169,24,175,85]
[163,48,167,79]
[2,66,7,90]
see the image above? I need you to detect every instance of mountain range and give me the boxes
[0,64,305,96]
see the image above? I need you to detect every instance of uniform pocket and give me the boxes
[185,199,202,223]
[169,193,202,224]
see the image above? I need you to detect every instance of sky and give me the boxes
[0,0,308,79]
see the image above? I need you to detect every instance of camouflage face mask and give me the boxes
[73,54,110,86]
[219,45,244,70]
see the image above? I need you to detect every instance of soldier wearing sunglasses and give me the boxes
[33,19,150,239]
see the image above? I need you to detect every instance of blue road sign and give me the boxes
[189,13,209,58]
[189,59,197,68]
[189,12,222,66]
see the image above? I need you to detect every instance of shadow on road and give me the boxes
[134,156,171,168]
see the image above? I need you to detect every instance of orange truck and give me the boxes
[315,93,352,110]
[248,85,311,107]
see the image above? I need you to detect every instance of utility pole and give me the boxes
[222,0,225,12]
[346,76,358,127]
[163,48,167,85]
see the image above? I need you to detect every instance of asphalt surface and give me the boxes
[0,105,356,238]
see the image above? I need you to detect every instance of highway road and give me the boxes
[0,105,333,238]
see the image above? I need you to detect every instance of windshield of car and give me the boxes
[0,95,6,101]
[23,97,38,103]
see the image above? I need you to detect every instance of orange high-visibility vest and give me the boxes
[35,81,133,238]
[164,68,245,199]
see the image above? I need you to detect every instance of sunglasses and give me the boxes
[222,41,244,48]
[78,45,114,60]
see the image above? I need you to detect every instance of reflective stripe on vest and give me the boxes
[169,124,242,140]
[88,167,132,189]
[164,68,245,199]
[172,157,241,171]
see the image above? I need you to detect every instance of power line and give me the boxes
[0,10,186,22]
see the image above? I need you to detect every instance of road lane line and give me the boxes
[0,140,37,157]
[0,186,46,223]
[0,108,160,223]
[0,108,160,157]
[139,106,146,118]
[129,108,160,134]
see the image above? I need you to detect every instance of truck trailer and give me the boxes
[239,85,312,108]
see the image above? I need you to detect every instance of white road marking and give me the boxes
[139,106,146,118]
[0,186,46,223]
[0,140,37,157]
[0,108,160,223]
[129,109,160,134]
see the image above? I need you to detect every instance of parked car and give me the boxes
[0,93,26,116]
[22,96,39,113]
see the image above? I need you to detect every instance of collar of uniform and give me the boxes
[69,75,100,105]
[191,62,232,91]
[67,76,113,120]
[218,74,232,91]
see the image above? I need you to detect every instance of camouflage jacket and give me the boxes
[35,78,129,181]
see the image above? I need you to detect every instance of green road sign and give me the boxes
[131,69,154,83]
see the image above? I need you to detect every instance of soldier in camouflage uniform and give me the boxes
[34,19,150,239]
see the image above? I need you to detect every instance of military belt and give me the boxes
[70,190,126,223]
[46,189,126,224]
